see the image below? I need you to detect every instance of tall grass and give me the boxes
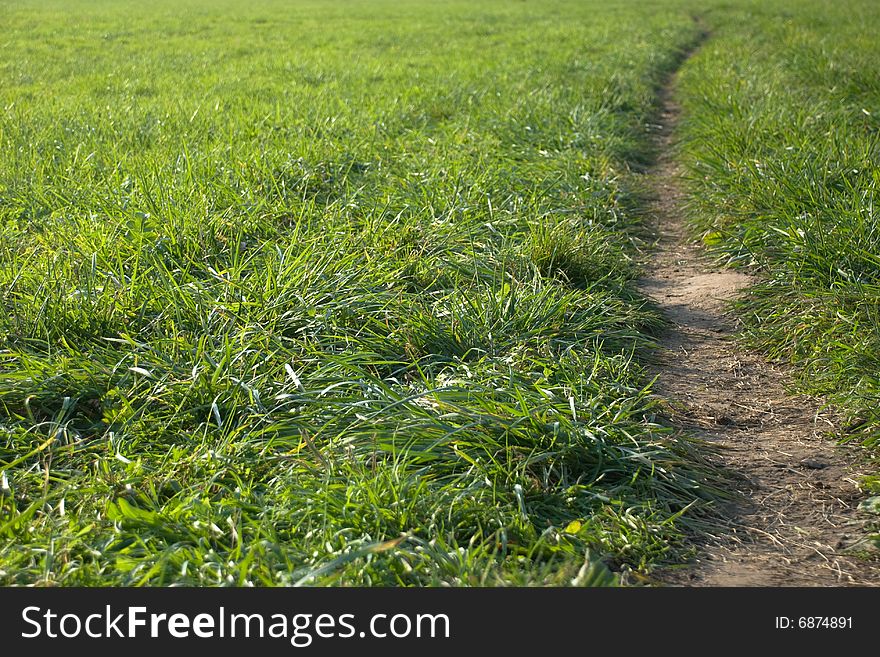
[677,0,880,456]
[0,0,718,585]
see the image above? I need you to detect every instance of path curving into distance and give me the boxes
[638,38,880,586]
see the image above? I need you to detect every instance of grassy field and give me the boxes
[678,1,880,458]
[0,0,877,586]
[0,0,716,586]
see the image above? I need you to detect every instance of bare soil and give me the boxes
[639,59,880,586]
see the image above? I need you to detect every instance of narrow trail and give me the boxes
[638,42,880,586]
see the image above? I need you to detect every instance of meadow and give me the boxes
[0,0,877,586]
[678,0,880,456]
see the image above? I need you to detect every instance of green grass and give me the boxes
[677,0,880,450]
[0,0,720,586]
[3,0,877,586]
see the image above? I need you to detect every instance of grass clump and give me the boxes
[529,218,634,291]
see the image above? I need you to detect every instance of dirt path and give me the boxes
[638,46,880,586]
